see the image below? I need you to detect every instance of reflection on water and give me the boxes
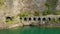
[0,26,60,34]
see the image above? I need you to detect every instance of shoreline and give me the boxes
[5,24,60,29]
[0,23,60,29]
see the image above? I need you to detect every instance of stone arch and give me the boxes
[47,17,51,21]
[33,17,36,21]
[28,17,32,21]
[58,17,60,21]
[42,17,46,21]
[5,16,13,23]
[37,17,41,21]
[6,16,13,20]
[24,17,27,21]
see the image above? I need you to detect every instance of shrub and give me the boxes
[34,10,40,16]
[18,11,31,17]
[53,11,60,15]
[43,10,52,15]
[52,18,59,23]
[45,2,50,9]
[45,0,58,11]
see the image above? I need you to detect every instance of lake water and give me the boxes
[0,26,60,34]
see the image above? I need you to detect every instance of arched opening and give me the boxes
[33,17,36,21]
[6,16,13,22]
[24,17,27,21]
[38,17,41,21]
[6,16,12,20]
[48,17,51,21]
[29,17,31,21]
[42,18,46,21]
[58,17,60,21]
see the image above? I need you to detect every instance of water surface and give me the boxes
[0,26,60,34]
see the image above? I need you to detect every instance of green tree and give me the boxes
[52,18,59,23]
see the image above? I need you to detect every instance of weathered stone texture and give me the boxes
[56,0,60,10]
[0,0,47,28]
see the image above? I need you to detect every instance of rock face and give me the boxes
[0,0,46,26]
[19,0,46,11]
[0,0,60,28]
[0,0,47,16]
[56,0,60,10]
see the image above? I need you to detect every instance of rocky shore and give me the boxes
[0,22,60,29]
[2,22,60,29]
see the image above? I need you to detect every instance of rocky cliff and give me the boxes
[0,0,60,28]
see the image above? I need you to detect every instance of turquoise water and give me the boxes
[0,26,60,34]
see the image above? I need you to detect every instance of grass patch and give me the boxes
[18,11,31,17]
[6,19,13,24]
